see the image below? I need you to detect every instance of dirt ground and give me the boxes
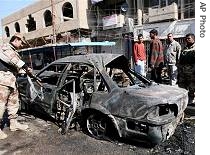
[0,111,194,155]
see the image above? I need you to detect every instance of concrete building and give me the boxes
[0,35,2,45]
[1,0,92,47]
[90,0,194,60]
[133,0,195,40]
[1,0,195,57]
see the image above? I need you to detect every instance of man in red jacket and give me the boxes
[133,34,146,76]
[149,29,164,83]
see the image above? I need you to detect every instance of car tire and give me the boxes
[85,112,116,141]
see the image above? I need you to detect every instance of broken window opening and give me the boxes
[62,2,73,21]
[38,64,67,85]
[44,10,53,27]
[5,26,10,37]
[26,14,36,32]
[107,68,131,88]
[15,22,20,32]
[160,0,167,7]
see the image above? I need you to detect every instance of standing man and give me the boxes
[133,34,146,76]
[165,33,181,85]
[0,33,31,139]
[178,33,195,106]
[149,29,164,83]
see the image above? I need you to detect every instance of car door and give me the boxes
[30,63,68,114]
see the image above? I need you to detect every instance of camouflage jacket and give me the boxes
[0,43,25,88]
[179,43,195,66]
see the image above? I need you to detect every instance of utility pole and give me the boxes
[51,0,56,44]
[50,0,57,62]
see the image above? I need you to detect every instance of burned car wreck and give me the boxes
[17,53,188,145]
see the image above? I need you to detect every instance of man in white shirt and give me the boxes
[165,33,181,85]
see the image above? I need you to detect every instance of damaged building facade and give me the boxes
[1,0,92,47]
[1,0,195,59]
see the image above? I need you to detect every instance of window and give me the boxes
[107,68,131,88]
[168,0,178,5]
[62,2,73,21]
[78,64,106,93]
[26,14,36,32]
[5,26,10,37]
[148,0,179,8]
[15,22,20,32]
[18,45,73,70]
[44,10,52,27]
[150,0,159,8]
[160,0,166,7]
[32,53,44,70]
[38,64,67,85]
[184,0,195,18]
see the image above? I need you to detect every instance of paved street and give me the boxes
[0,113,194,155]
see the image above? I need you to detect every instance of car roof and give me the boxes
[53,53,129,70]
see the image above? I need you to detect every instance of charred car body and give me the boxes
[17,53,188,145]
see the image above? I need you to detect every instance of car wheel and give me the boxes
[86,113,110,140]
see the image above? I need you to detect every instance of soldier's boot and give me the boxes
[1,105,8,139]
[0,129,7,140]
[10,119,29,131]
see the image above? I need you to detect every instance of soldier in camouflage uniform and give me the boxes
[177,33,195,106]
[0,33,32,139]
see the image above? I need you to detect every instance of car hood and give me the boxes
[103,84,188,119]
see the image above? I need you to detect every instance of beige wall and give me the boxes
[0,35,2,45]
[2,0,89,42]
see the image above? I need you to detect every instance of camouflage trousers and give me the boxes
[0,84,19,120]
[178,64,195,104]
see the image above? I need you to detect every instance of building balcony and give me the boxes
[102,14,125,30]
[146,3,178,23]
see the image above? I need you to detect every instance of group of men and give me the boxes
[133,29,195,106]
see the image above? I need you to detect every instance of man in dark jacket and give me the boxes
[149,29,164,83]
